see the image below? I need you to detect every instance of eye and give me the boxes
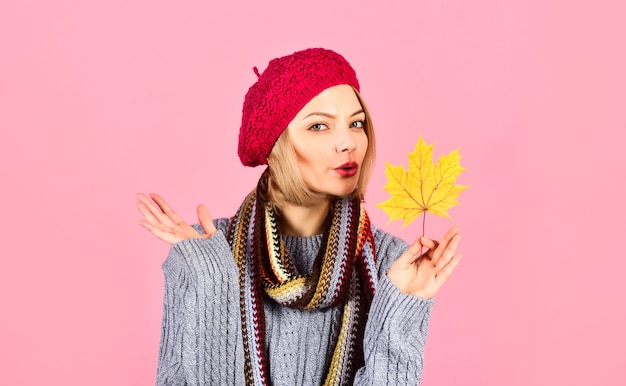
[351,120,365,129]
[308,123,328,131]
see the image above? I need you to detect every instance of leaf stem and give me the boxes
[420,212,427,256]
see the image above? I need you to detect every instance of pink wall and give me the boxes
[1,1,625,385]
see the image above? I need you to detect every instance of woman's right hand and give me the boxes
[136,193,217,245]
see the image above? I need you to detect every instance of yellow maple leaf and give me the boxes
[377,136,468,228]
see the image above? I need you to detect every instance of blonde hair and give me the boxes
[266,88,376,209]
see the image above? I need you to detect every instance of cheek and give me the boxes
[359,136,369,159]
[293,146,327,186]
[293,149,319,182]
[294,141,326,165]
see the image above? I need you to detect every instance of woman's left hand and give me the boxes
[387,226,463,299]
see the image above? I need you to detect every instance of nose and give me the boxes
[335,128,358,153]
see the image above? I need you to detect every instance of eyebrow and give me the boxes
[302,109,365,120]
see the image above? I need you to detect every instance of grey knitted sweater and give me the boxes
[156,218,433,385]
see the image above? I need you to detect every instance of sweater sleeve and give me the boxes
[156,220,246,386]
[353,227,434,385]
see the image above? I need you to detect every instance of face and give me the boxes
[287,84,368,198]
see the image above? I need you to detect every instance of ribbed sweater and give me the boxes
[156,218,433,385]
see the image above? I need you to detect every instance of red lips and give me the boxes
[335,162,358,177]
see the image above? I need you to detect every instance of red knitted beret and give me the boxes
[238,48,360,167]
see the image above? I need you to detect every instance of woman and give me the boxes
[137,48,462,386]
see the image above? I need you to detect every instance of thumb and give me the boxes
[395,237,423,267]
[197,204,217,237]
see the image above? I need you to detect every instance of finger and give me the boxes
[431,226,460,263]
[139,219,181,245]
[434,253,463,287]
[434,233,462,269]
[136,193,177,227]
[136,193,157,214]
[149,193,185,224]
[420,237,439,257]
[197,204,217,237]
[136,201,163,227]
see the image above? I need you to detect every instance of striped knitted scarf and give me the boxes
[227,185,378,386]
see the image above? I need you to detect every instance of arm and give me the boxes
[156,228,245,385]
[353,227,462,385]
[354,276,433,384]
[136,194,246,385]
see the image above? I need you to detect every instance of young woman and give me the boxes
[136,48,462,386]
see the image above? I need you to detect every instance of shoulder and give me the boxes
[371,223,409,254]
[370,223,410,274]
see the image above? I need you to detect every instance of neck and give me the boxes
[278,199,332,237]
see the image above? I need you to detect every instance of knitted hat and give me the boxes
[238,48,360,167]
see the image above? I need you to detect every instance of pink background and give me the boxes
[1,0,625,385]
